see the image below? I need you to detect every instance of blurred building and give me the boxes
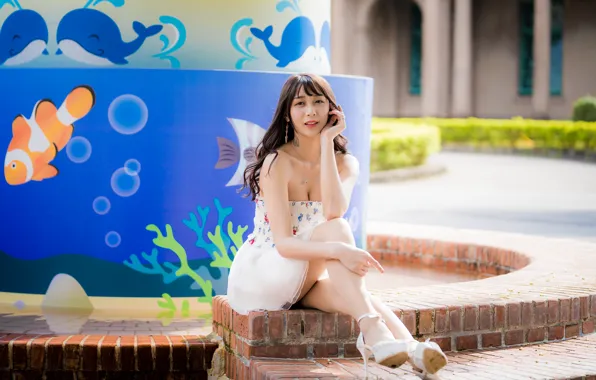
[331,0,596,120]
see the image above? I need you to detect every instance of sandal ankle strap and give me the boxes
[356,312,385,324]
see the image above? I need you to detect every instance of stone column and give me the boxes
[330,0,348,74]
[422,0,451,117]
[341,0,374,77]
[452,0,473,117]
[533,0,551,118]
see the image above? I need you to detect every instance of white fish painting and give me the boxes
[215,118,267,187]
[348,207,360,232]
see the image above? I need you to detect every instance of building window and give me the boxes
[518,0,564,96]
[409,3,422,95]
[550,0,563,96]
[519,0,533,96]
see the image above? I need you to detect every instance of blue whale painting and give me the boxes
[0,9,49,66]
[56,8,163,65]
[250,16,317,68]
[320,20,330,58]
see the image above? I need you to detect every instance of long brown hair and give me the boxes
[241,73,349,200]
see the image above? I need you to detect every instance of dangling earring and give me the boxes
[285,123,288,144]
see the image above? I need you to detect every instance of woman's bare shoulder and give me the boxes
[259,150,292,199]
[261,149,292,175]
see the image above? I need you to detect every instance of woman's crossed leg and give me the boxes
[295,218,447,376]
[296,218,414,344]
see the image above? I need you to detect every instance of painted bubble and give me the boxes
[108,94,148,135]
[111,167,140,197]
[66,136,92,163]
[92,196,111,215]
[105,231,121,248]
[124,159,141,176]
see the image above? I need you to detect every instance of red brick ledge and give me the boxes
[0,333,217,376]
[213,296,594,361]
[213,223,596,369]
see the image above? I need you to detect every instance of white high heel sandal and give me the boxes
[408,338,448,377]
[355,313,415,378]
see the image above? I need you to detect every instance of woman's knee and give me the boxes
[310,218,354,244]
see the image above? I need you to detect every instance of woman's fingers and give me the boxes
[367,254,385,273]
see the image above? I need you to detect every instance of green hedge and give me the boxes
[369,116,596,172]
[573,96,596,122]
[370,119,441,172]
[391,117,596,154]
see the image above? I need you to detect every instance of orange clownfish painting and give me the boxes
[4,85,96,186]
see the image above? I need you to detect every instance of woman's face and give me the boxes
[288,86,330,140]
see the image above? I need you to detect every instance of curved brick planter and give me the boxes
[366,222,595,351]
[212,222,596,378]
[2,223,595,379]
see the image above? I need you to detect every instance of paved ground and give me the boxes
[367,152,596,243]
[252,334,596,379]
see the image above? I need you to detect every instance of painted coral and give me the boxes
[124,198,248,321]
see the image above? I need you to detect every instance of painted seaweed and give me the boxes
[124,198,248,322]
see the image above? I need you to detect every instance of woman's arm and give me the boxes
[320,138,359,220]
[320,105,360,220]
[260,151,345,260]
[261,151,382,275]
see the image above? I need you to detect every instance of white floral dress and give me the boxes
[227,196,327,314]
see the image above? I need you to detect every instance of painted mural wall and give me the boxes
[0,0,373,319]
[0,0,331,73]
